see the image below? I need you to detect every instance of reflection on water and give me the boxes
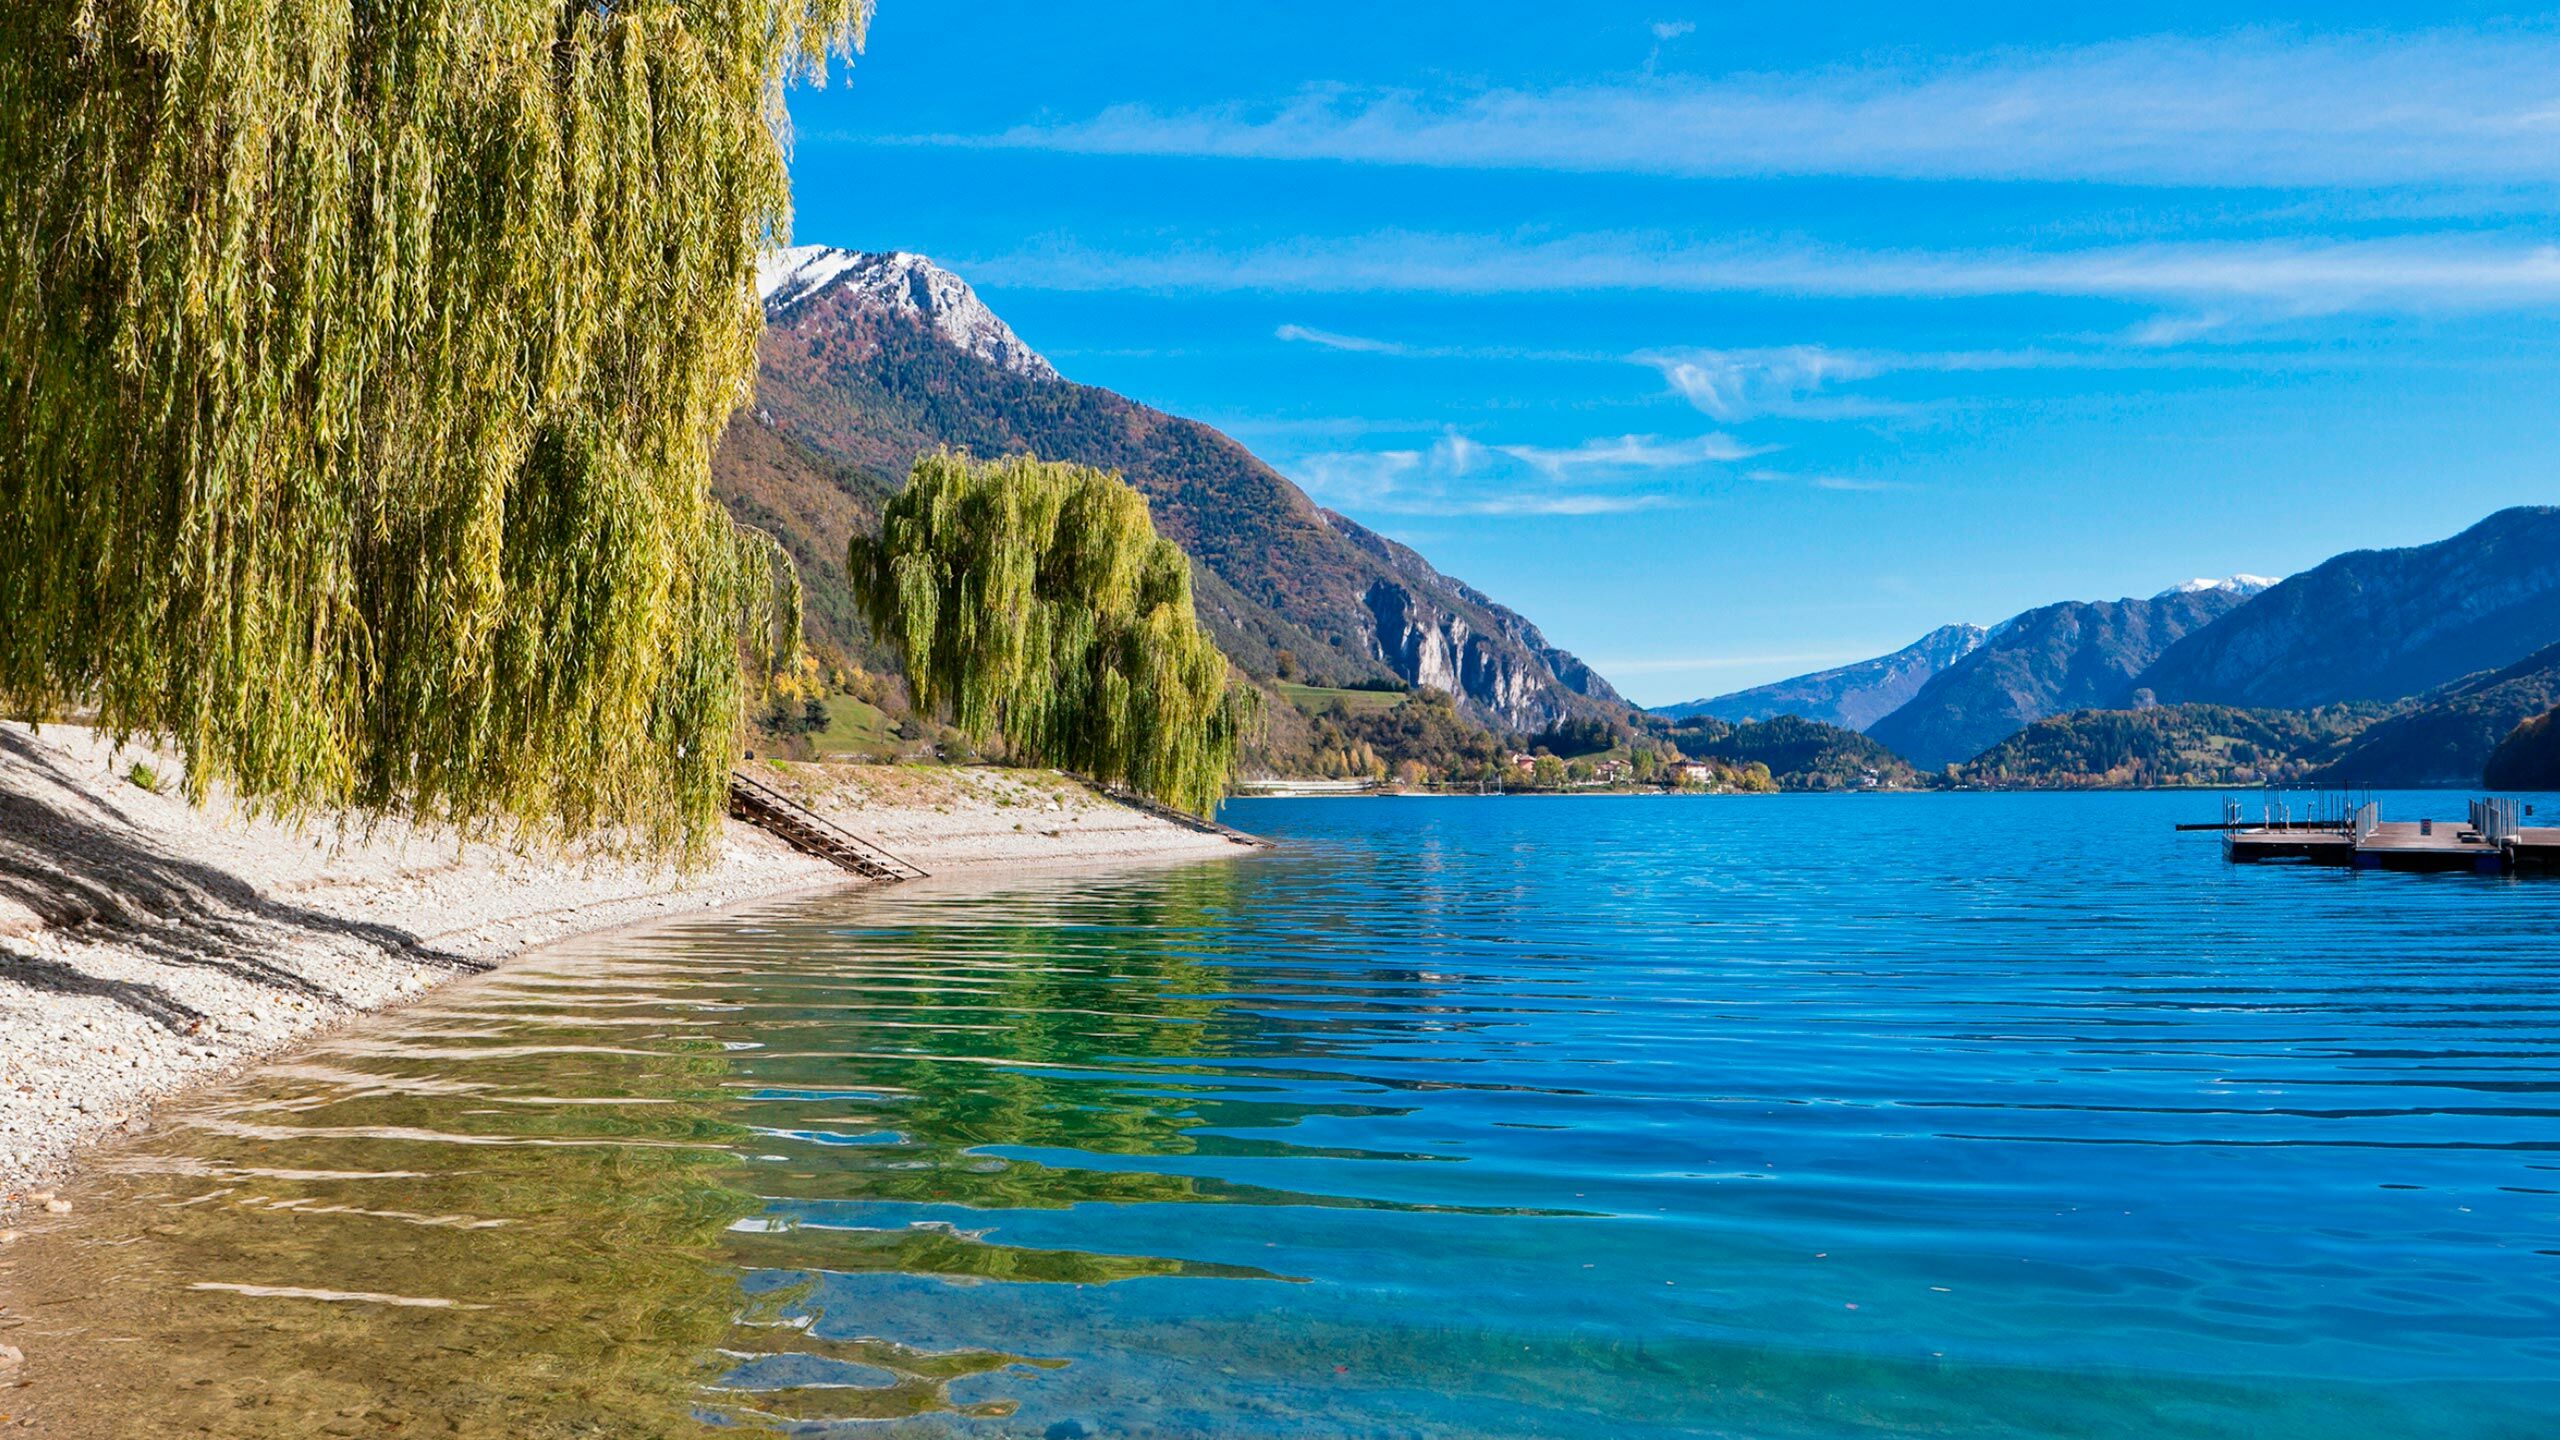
[7,792,2560,1438]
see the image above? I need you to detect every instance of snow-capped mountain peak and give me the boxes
[2156,574,2278,601]
[756,245,1059,382]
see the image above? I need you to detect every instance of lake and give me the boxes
[9,791,2560,1437]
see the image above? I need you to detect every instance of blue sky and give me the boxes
[785,3,2560,706]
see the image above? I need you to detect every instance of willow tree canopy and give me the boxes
[0,1,868,857]
[850,452,1259,816]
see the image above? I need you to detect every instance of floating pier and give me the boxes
[2194,795,2558,875]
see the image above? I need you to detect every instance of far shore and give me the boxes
[0,725,1249,1216]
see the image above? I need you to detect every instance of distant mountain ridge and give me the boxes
[1817,513,2560,776]
[1659,577,2274,743]
[2134,507,2560,708]
[1653,624,1989,731]
[1866,589,2252,769]
[714,246,1624,731]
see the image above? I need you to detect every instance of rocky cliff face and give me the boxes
[1362,582,1554,726]
[1330,513,1624,728]
[715,246,1624,733]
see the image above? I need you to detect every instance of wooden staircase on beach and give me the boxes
[727,770,930,882]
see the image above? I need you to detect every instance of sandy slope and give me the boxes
[0,726,1248,1214]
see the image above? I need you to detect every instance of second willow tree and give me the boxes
[850,452,1258,815]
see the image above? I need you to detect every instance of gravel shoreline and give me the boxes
[1,726,1248,1217]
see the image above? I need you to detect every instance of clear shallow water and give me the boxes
[9,791,2560,1438]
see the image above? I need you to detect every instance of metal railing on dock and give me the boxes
[728,770,929,882]
[2471,798,2522,846]
[2199,789,2551,876]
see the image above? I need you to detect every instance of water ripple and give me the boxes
[7,791,2559,1438]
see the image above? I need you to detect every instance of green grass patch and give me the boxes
[1278,683,1406,717]
[807,696,904,759]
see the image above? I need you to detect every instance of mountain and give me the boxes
[2317,642,2560,786]
[1652,624,1989,731]
[714,246,1625,731]
[2484,708,2560,789]
[756,247,1061,382]
[2135,507,2560,708]
[1866,589,2253,770]
[1955,702,2391,789]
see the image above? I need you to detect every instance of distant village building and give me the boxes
[1594,758,1631,784]
[1508,752,1538,774]
[1674,762,1720,786]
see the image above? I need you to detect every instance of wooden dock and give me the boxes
[2212,797,2554,875]
[2512,826,2560,873]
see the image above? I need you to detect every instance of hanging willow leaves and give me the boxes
[849,452,1259,816]
[0,1,864,859]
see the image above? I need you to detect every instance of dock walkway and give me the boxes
[2218,798,2554,875]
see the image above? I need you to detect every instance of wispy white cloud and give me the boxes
[1642,345,1882,419]
[1744,467,1912,493]
[2120,311,2236,346]
[1285,427,1759,517]
[1275,322,1407,354]
[892,31,2560,189]
[964,231,2560,316]
[1494,433,1766,476]
[1271,324,1621,364]
[1651,20,1697,42]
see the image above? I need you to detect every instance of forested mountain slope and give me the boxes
[1956,703,2391,788]
[2485,708,2560,789]
[713,247,1626,731]
[2318,642,2560,786]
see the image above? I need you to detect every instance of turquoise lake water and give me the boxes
[11,791,2560,1437]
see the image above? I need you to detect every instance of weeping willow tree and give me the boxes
[849,452,1259,816]
[0,1,869,859]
